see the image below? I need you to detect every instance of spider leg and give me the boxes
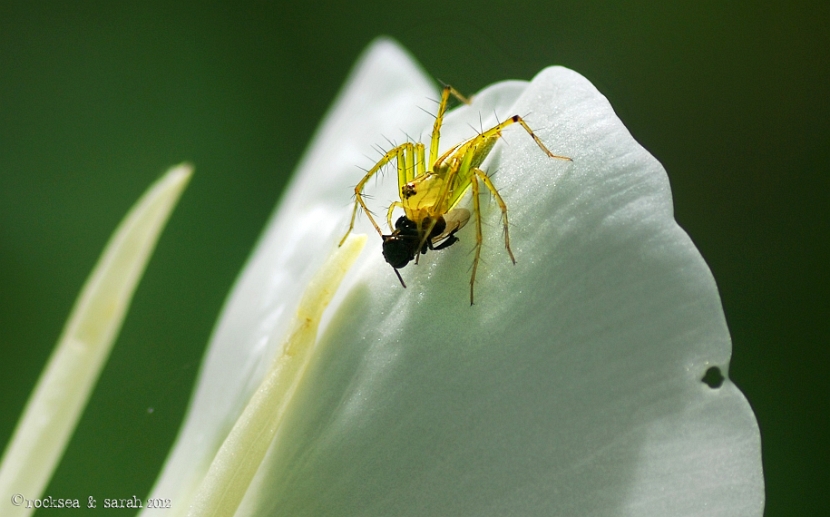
[473,167,516,264]
[340,143,412,246]
[429,85,471,167]
[397,142,427,195]
[469,173,483,306]
[386,201,404,232]
[436,112,571,224]
[413,216,439,266]
[475,114,571,161]
[414,143,426,179]
[467,167,515,305]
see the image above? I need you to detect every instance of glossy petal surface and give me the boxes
[148,39,764,517]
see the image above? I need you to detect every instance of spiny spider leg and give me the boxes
[429,85,471,166]
[339,142,416,245]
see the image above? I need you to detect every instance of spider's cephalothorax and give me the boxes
[339,84,571,304]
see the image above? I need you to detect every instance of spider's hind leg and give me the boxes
[475,114,572,162]
[473,167,515,264]
[468,167,516,305]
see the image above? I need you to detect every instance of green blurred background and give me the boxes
[1,1,826,515]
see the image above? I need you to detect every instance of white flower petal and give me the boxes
[147,38,763,517]
[141,39,436,515]
[0,165,191,512]
[238,60,764,515]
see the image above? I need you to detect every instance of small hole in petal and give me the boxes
[701,366,725,389]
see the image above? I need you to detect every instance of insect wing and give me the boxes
[431,208,470,244]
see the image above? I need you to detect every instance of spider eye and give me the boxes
[401,183,417,199]
[382,236,415,269]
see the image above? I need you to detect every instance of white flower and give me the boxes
[143,38,764,517]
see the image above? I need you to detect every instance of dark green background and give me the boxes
[1,1,826,515]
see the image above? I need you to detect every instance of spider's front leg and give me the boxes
[339,143,414,247]
[429,85,471,166]
[386,201,404,233]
